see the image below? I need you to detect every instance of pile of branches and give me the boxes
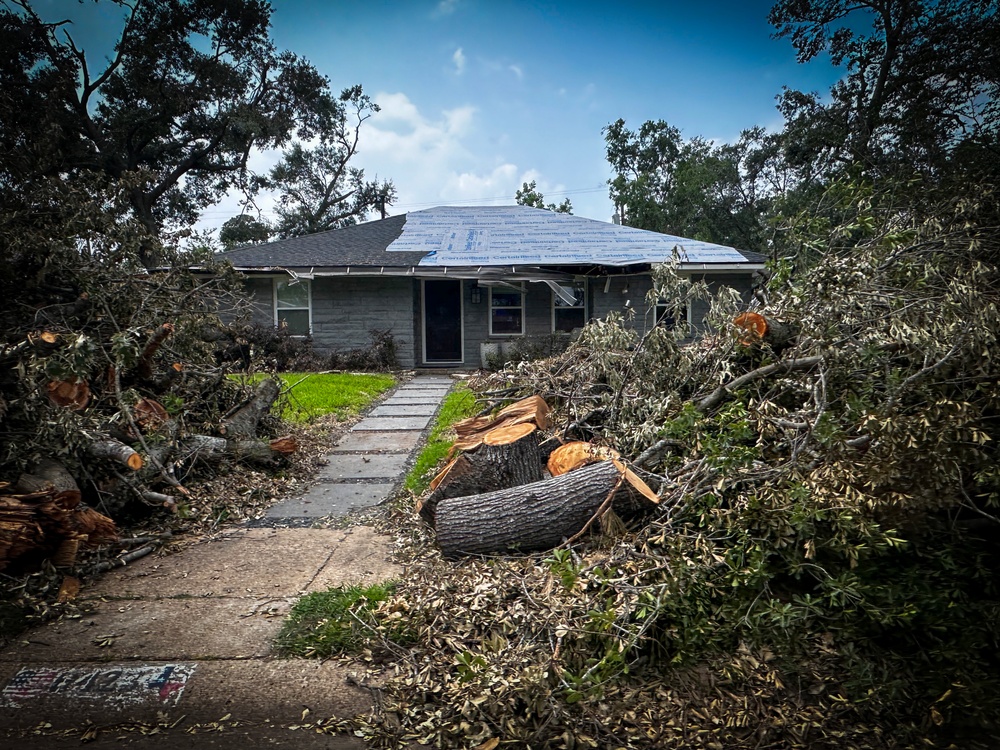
[0,179,296,581]
[348,184,1000,748]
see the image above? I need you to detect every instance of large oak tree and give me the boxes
[0,0,347,264]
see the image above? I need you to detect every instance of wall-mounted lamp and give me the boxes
[471,283,483,304]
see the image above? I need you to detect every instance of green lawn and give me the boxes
[236,372,397,423]
[274,581,412,657]
[403,385,479,495]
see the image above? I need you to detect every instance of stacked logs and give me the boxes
[419,396,659,557]
[0,462,117,573]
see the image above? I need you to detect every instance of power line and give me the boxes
[197,184,610,218]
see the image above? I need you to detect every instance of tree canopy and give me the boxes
[606,0,999,253]
[514,180,573,214]
[0,0,350,263]
[258,86,397,238]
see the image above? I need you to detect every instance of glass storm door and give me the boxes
[423,280,463,363]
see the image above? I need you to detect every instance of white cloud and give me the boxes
[355,92,559,211]
[436,0,460,15]
[509,64,524,80]
[452,47,466,75]
[194,91,571,233]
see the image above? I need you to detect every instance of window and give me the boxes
[489,286,524,335]
[654,300,689,331]
[274,279,311,336]
[552,282,587,332]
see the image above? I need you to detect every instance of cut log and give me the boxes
[548,441,620,476]
[734,312,799,351]
[14,459,81,500]
[134,398,169,432]
[420,422,544,527]
[88,438,143,470]
[269,436,298,455]
[0,486,117,572]
[220,378,280,438]
[47,379,90,411]
[453,395,550,451]
[433,460,657,557]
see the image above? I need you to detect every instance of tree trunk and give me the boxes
[420,423,544,526]
[15,459,81,499]
[220,378,280,438]
[434,460,635,557]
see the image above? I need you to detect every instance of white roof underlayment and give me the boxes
[385,206,748,266]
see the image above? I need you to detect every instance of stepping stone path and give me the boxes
[0,376,456,748]
[264,375,454,521]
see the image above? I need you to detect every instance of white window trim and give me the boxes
[273,278,312,336]
[489,284,525,336]
[653,299,692,331]
[551,281,588,333]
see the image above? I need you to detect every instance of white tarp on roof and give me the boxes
[385,206,747,266]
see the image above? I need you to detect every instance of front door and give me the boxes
[423,280,463,363]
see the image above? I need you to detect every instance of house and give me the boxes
[219,205,767,369]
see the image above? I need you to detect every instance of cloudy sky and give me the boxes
[59,0,845,229]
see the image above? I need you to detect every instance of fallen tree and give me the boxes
[0,178,295,574]
[375,182,1000,747]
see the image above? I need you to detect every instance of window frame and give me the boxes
[653,299,691,332]
[551,281,588,333]
[488,284,525,336]
[273,277,312,336]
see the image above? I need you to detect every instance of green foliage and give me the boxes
[403,386,477,495]
[0,0,349,263]
[514,180,573,213]
[275,581,412,657]
[259,86,397,238]
[437,180,1000,744]
[604,119,776,251]
[219,214,272,249]
[236,372,396,424]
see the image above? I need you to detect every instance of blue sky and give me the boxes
[42,0,845,228]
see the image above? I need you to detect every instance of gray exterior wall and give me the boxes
[243,270,755,370]
[245,275,416,368]
[310,277,415,366]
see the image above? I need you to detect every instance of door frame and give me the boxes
[421,278,465,365]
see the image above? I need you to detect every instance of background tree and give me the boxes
[259,86,397,238]
[219,214,273,249]
[769,0,1000,187]
[0,0,344,265]
[514,180,573,213]
[604,120,775,251]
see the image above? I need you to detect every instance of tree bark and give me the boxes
[420,424,544,526]
[434,460,640,557]
[135,323,174,380]
[220,378,280,438]
[88,438,143,470]
[15,459,81,499]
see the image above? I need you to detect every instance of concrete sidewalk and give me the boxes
[0,376,455,747]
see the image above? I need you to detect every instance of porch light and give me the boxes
[471,283,483,304]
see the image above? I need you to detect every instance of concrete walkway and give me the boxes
[0,376,455,748]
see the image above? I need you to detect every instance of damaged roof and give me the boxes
[219,205,766,270]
